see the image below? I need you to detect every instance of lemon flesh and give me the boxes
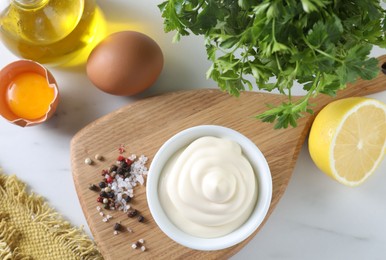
[309,97,386,187]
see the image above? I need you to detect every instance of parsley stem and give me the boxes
[314,49,343,63]
[292,72,321,112]
[275,53,283,72]
[302,36,343,63]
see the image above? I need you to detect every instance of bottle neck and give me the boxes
[12,0,49,9]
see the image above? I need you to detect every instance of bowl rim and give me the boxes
[146,125,272,251]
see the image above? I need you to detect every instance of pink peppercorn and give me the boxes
[125,158,133,166]
[106,176,113,183]
[119,147,125,154]
[101,169,108,176]
[97,197,103,203]
[117,155,125,161]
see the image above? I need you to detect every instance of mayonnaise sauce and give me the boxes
[158,136,258,238]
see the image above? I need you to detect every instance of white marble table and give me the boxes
[1,1,385,259]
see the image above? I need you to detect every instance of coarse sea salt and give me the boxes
[108,154,148,212]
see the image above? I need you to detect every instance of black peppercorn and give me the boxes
[103,204,110,210]
[99,182,107,189]
[107,192,115,199]
[127,209,138,218]
[88,184,99,192]
[122,160,130,168]
[114,223,122,231]
[117,167,126,176]
[124,171,131,178]
[137,215,145,223]
[116,160,132,177]
[100,191,108,198]
[124,196,131,203]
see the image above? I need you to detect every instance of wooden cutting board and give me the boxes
[71,56,386,260]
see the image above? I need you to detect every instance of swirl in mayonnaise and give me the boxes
[158,136,258,238]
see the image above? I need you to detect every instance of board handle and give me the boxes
[313,55,386,111]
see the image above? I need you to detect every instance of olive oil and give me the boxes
[0,0,106,65]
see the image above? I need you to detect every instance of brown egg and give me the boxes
[86,31,164,96]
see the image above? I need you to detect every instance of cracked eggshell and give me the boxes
[0,60,59,127]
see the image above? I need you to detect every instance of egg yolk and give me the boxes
[6,72,55,120]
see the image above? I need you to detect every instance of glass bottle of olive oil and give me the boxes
[0,0,106,65]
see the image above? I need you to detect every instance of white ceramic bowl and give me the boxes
[146,125,272,251]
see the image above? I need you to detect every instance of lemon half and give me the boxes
[309,97,386,187]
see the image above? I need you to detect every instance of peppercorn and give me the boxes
[125,158,133,166]
[104,187,111,193]
[103,204,110,210]
[101,169,108,176]
[117,161,130,174]
[117,155,125,161]
[106,176,113,183]
[127,209,138,218]
[109,165,118,173]
[100,191,108,198]
[88,184,99,191]
[97,197,103,203]
[107,192,115,199]
[95,154,103,161]
[117,167,126,176]
[137,215,145,223]
[118,145,125,154]
[99,182,107,189]
[114,223,122,231]
[121,160,129,168]
[84,158,93,165]
[103,198,109,204]
[110,171,117,178]
[124,195,131,203]
[121,161,132,173]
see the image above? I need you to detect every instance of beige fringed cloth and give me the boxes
[0,171,103,260]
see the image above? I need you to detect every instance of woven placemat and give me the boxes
[0,171,103,260]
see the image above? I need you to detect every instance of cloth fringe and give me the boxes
[0,171,103,260]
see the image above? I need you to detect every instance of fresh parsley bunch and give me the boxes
[159,0,386,128]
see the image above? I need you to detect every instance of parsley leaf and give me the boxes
[159,0,386,128]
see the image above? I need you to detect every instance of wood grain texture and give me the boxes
[71,56,386,260]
